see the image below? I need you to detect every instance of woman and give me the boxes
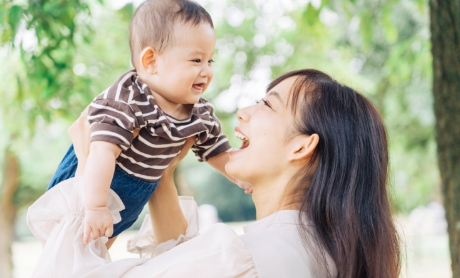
[28,69,400,277]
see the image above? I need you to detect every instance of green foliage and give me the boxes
[1,0,93,134]
[0,1,136,199]
[296,0,437,212]
[0,0,438,231]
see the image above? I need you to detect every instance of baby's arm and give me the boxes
[207,152,253,193]
[82,141,121,244]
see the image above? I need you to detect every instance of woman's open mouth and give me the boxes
[235,131,249,149]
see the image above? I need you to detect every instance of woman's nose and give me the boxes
[237,107,250,122]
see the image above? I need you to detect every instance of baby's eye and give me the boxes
[192,59,201,63]
[208,59,215,64]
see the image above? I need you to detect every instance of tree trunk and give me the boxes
[0,147,20,278]
[429,0,460,276]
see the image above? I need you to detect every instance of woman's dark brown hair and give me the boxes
[268,69,401,278]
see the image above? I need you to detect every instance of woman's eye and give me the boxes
[256,99,272,109]
[262,99,271,108]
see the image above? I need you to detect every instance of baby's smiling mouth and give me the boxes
[235,131,249,149]
[192,83,205,90]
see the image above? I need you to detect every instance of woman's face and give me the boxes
[226,76,298,185]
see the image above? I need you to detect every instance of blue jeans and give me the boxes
[47,145,159,238]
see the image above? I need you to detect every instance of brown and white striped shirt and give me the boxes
[88,70,232,182]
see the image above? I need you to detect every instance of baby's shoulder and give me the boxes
[193,98,216,114]
[93,70,153,104]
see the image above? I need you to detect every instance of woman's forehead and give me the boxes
[266,76,298,106]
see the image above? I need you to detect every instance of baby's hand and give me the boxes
[83,207,113,244]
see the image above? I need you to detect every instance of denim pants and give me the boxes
[47,145,159,237]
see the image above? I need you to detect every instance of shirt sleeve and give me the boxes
[88,98,143,147]
[191,111,232,162]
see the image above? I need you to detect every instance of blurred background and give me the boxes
[0,0,452,277]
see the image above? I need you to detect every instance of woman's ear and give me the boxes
[140,47,157,75]
[288,134,319,161]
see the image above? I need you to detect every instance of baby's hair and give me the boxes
[130,0,214,69]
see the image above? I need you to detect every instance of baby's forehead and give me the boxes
[161,22,215,52]
[129,0,214,64]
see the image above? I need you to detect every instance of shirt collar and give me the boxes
[243,210,302,234]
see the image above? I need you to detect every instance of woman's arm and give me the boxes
[148,139,193,243]
[67,108,91,176]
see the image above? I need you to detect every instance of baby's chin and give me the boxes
[186,95,203,105]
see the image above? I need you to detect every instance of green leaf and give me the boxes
[303,4,320,26]
[383,23,398,43]
[117,3,135,22]
[1,29,11,43]
[8,5,23,35]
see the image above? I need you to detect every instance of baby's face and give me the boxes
[147,23,216,105]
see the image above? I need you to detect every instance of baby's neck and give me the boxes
[152,92,193,120]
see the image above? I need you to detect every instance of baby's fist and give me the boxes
[83,207,113,244]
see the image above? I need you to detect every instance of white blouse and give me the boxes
[27,177,335,277]
[240,210,336,278]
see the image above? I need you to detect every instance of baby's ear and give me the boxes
[140,47,157,75]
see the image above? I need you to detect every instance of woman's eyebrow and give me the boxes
[266,91,284,105]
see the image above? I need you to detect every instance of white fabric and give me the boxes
[26,177,125,278]
[83,224,257,278]
[27,177,334,277]
[27,178,257,277]
[240,211,337,278]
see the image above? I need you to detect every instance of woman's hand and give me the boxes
[68,107,91,164]
[68,108,91,176]
[235,180,253,194]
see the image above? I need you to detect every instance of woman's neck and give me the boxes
[251,178,302,220]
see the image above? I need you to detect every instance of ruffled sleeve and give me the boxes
[127,196,200,258]
[28,188,257,278]
[26,177,125,278]
[84,197,258,278]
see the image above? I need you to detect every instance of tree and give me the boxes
[429,0,460,275]
[0,1,92,276]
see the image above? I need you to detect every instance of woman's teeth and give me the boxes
[235,131,249,141]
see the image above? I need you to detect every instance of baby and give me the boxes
[46,0,240,245]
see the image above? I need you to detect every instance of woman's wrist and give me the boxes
[75,159,87,176]
[162,167,176,179]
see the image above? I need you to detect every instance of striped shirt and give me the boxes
[88,70,232,182]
